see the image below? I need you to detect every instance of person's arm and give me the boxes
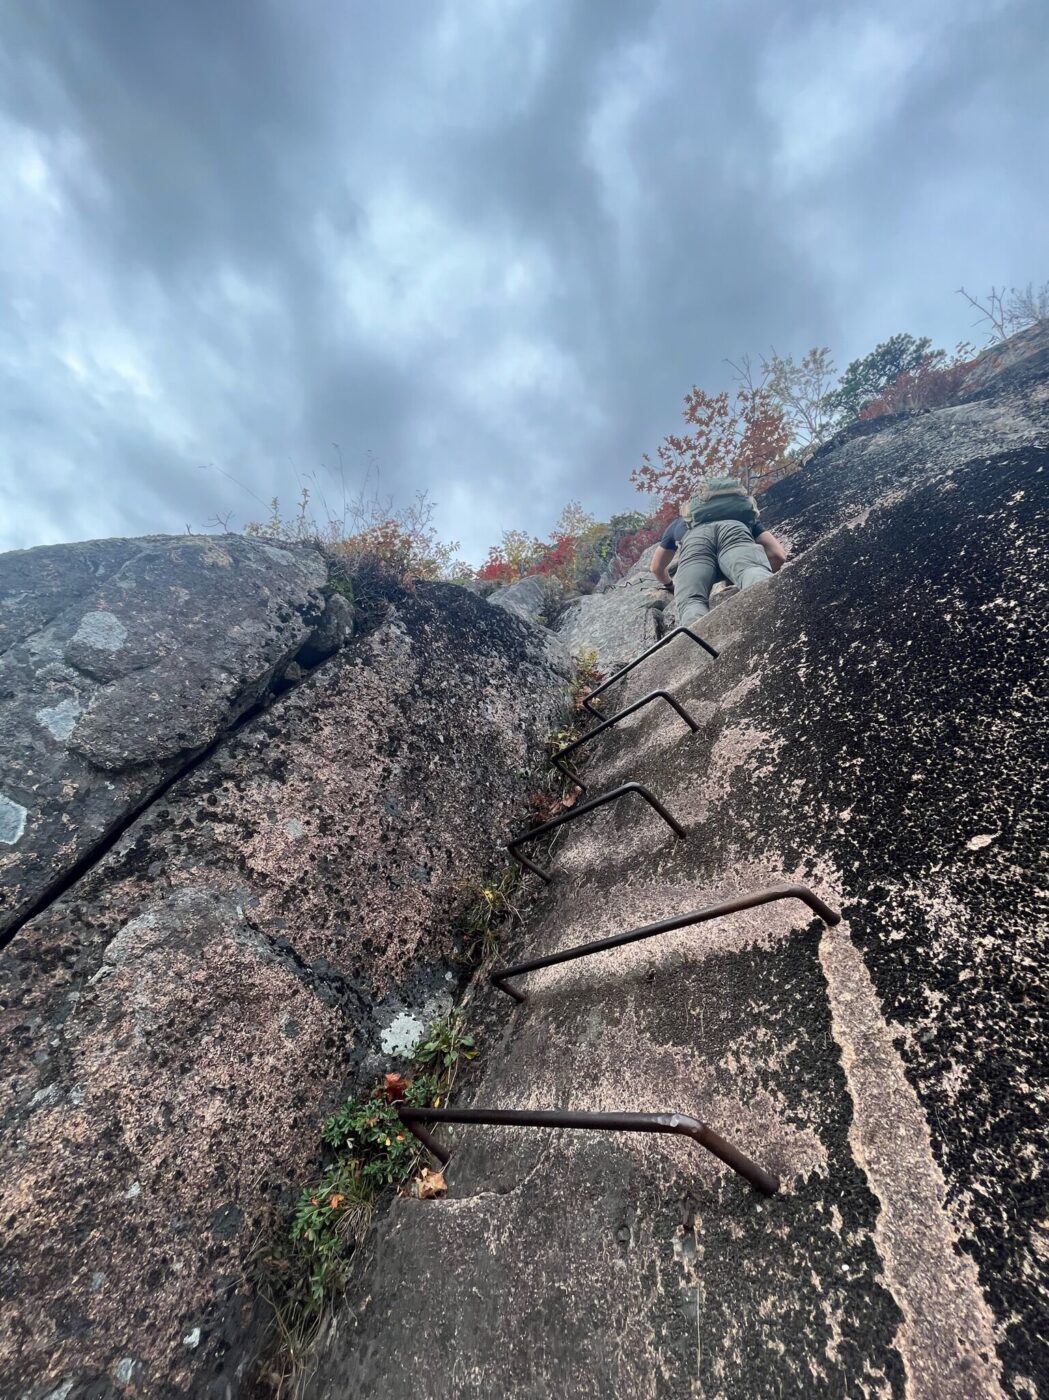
[756,529,787,573]
[650,544,675,588]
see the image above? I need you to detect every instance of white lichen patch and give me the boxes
[380,1011,427,1057]
[966,833,996,851]
[72,610,128,652]
[36,696,82,741]
[379,992,453,1057]
[0,793,28,845]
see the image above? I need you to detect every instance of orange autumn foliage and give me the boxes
[632,383,791,508]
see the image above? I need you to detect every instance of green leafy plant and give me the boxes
[255,1013,478,1395]
[412,1009,478,1087]
[569,648,604,713]
[321,1073,442,1187]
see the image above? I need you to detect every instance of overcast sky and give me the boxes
[1,0,1046,564]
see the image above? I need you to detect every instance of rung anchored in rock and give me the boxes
[507,781,686,884]
[397,1104,780,1196]
[491,884,842,1003]
[551,689,699,794]
[582,625,719,717]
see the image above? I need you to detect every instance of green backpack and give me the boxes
[686,477,759,529]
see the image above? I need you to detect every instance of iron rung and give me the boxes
[491,883,842,1002]
[583,626,718,717]
[551,689,699,794]
[397,1103,779,1196]
[507,781,686,884]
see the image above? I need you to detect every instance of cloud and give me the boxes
[0,0,1045,564]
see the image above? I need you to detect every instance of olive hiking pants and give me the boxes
[670,520,772,626]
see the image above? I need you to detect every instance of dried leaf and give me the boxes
[413,1168,448,1200]
[383,1072,409,1102]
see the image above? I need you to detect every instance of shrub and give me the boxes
[857,346,976,421]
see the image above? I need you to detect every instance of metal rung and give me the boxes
[551,690,699,794]
[583,626,719,717]
[397,1104,780,1196]
[491,884,842,1003]
[507,781,686,884]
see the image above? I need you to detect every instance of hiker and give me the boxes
[650,477,787,626]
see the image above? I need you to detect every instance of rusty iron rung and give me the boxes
[491,883,842,1004]
[507,781,686,884]
[397,1104,779,1196]
[583,626,719,718]
[552,690,699,794]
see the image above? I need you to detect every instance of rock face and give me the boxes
[0,534,350,941]
[0,568,569,1398]
[310,330,1048,1398]
[554,544,671,670]
[487,573,563,627]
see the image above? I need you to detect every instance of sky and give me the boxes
[1,0,1046,565]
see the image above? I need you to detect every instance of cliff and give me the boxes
[309,327,1048,1398]
[0,551,570,1397]
[1,323,1046,1400]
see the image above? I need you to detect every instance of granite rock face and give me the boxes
[0,534,348,941]
[0,574,569,1398]
[487,573,564,627]
[311,329,1049,1399]
[554,545,671,670]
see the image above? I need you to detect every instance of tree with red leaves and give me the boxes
[632,370,791,511]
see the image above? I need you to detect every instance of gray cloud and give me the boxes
[1,0,1046,562]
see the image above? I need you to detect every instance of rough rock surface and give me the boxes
[0,534,350,941]
[487,573,564,627]
[0,579,570,1398]
[310,331,1048,1398]
[555,544,671,669]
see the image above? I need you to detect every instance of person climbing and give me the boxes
[649,477,787,626]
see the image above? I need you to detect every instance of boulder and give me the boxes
[0,534,349,941]
[487,573,563,627]
[554,544,671,670]
[0,577,569,1397]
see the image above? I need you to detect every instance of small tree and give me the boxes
[832,334,946,422]
[632,370,790,509]
[761,346,839,450]
[856,341,976,422]
[957,282,1049,343]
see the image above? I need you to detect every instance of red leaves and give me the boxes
[857,353,975,421]
[631,381,791,507]
[477,552,518,584]
[383,1072,409,1102]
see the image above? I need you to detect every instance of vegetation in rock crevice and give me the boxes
[253,640,604,1395]
[454,864,524,965]
[253,1009,477,1397]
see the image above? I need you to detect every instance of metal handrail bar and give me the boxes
[507,782,686,884]
[583,626,719,717]
[491,884,842,1003]
[551,690,698,794]
[397,1104,780,1196]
